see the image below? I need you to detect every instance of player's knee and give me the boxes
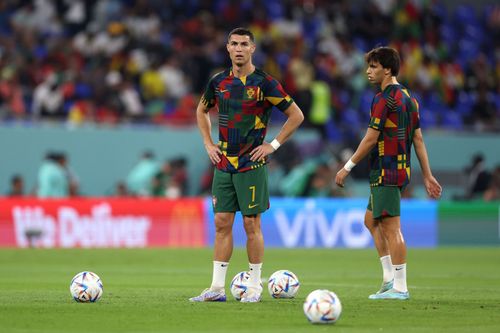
[243,217,261,235]
[214,216,233,234]
[380,223,400,239]
[364,219,375,231]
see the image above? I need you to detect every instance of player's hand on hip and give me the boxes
[205,143,222,165]
[250,143,274,162]
[424,176,442,199]
[335,168,349,188]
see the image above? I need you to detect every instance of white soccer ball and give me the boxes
[70,271,103,302]
[230,271,251,301]
[303,289,342,324]
[267,270,300,298]
[230,271,263,301]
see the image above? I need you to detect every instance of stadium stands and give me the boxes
[0,0,498,199]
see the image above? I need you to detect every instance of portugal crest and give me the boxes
[246,87,255,99]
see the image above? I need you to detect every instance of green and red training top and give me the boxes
[368,84,421,188]
[201,68,293,173]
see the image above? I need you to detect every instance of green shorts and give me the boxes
[212,166,269,215]
[367,186,401,219]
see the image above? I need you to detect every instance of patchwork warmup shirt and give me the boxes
[368,84,420,187]
[201,68,293,173]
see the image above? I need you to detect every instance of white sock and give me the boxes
[248,263,262,290]
[210,261,229,291]
[393,263,407,292]
[380,255,394,283]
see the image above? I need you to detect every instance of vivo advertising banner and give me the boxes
[206,198,438,248]
[0,198,207,248]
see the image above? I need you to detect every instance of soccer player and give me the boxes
[189,28,304,303]
[335,47,442,300]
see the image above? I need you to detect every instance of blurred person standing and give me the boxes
[113,181,130,197]
[126,151,159,196]
[150,159,172,197]
[463,153,491,199]
[37,152,69,198]
[7,174,24,196]
[335,47,442,300]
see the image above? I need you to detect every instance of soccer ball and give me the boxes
[230,271,263,301]
[267,270,300,298]
[230,271,250,301]
[303,289,342,324]
[70,271,103,302]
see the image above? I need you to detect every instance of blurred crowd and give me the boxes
[7,150,189,198]
[5,147,500,201]
[0,0,498,139]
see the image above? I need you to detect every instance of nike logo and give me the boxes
[248,203,259,209]
[221,264,228,267]
[395,267,403,271]
[219,89,228,93]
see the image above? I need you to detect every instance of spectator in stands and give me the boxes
[32,74,65,119]
[303,162,334,197]
[0,0,497,137]
[159,55,190,102]
[7,174,24,196]
[150,157,188,198]
[0,67,26,119]
[126,151,159,196]
[151,159,172,197]
[307,77,331,140]
[168,157,188,197]
[114,181,130,197]
[470,87,498,131]
[119,78,144,122]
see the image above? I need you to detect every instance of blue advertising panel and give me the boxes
[205,198,437,248]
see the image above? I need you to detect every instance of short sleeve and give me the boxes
[411,97,421,129]
[263,76,293,112]
[200,77,216,108]
[368,94,388,131]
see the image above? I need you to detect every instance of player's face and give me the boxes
[227,34,255,67]
[366,61,389,84]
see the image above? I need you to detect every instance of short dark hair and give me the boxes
[365,47,400,76]
[11,174,22,183]
[228,27,254,43]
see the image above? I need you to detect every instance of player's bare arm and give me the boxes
[335,127,379,187]
[249,102,304,162]
[196,100,222,164]
[412,128,442,199]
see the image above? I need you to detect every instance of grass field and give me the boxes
[0,247,499,333]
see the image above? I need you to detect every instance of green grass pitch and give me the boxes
[0,247,499,332]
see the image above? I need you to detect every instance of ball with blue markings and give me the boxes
[230,271,251,301]
[70,271,103,302]
[267,270,300,298]
[303,289,342,324]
